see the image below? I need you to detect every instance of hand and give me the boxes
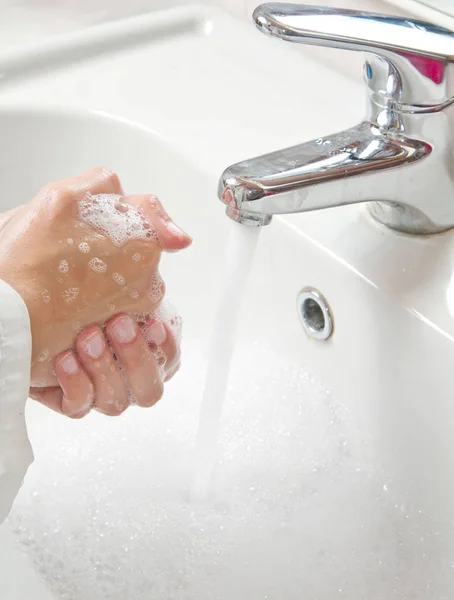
[29,301,182,418]
[0,167,191,387]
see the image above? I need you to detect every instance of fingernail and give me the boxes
[58,352,79,375]
[146,320,167,345]
[82,330,105,359]
[111,315,137,344]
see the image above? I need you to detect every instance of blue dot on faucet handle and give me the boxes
[366,62,373,80]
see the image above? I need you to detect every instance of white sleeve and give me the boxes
[0,279,33,524]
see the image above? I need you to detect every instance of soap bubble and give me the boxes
[78,193,158,248]
[58,259,69,274]
[37,349,49,363]
[79,242,90,254]
[112,273,125,286]
[148,272,164,302]
[62,288,79,303]
[155,298,182,345]
[88,258,107,274]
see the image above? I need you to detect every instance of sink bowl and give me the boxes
[1,105,454,600]
[1,4,454,599]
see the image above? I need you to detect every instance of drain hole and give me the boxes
[297,289,333,341]
[302,298,325,332]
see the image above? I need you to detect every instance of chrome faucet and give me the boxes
[218,3,454,234]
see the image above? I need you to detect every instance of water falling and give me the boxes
[192,220,260,497]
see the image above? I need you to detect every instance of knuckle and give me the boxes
[40,183,70,206]
[99,166,122,191]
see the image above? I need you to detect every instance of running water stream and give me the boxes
[192,220,260,497]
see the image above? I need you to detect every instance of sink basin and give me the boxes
[1,4,454,599]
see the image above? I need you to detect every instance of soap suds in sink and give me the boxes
[7,339,450,600]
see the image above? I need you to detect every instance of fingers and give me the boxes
[38,172,189,254]
[30,351,94,418]
[76,325,129,416]
[141,319,181,382]
[161,323,181,381]
[54,351,95,417]
[31,313,182,418]
[105,313,164,408]
[124,195,192,252]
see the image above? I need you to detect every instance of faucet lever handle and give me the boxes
[254,3,454,109]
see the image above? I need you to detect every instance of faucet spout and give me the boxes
[218,3,454,234]
[219,122,431,228]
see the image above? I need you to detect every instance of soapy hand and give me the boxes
[29,300,183,417]
[0,167,191,414]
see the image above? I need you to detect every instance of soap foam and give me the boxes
[112,273,125,286]
[133,298,182,347]
[37,349,49,363]
[78,193,158,248]
[62,288,79,304]
[10,340,446,600]
[58,259,69,274]
[88,258,107,274]
[155,298,182,345]
[78,242,90,254]
[148,272,164,303]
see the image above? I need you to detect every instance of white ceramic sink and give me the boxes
[1,4,454,599]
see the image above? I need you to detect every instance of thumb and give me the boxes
[125,194,192,252]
